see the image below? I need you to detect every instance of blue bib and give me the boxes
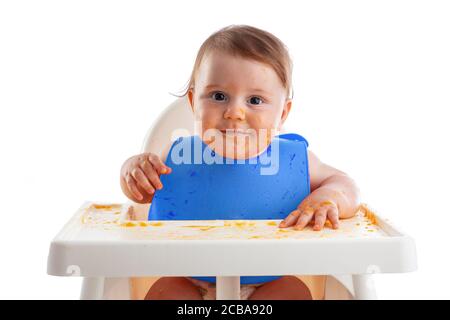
[148,133,310,284]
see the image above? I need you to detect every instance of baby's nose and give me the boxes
[224,103,245,120]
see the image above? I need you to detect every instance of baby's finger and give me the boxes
[139,160,160,191]
[148,154,171,175]
[313,207,328,231]
[327,207,340,229]
[126,173,143,201]
[142,161,164,190]
[294,208,315,230]
[131,167,155,195]
[279,209,301,228]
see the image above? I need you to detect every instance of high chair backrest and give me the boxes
[141,96,195,158]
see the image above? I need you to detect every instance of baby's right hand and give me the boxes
[120,152,172,203]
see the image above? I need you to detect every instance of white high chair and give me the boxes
[47,97,418,300]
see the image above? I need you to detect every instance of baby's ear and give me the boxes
[187,88,195,112]
[280,99,292,125]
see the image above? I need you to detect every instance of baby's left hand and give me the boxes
[279,188,340,231]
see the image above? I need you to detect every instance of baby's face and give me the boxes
[188,51,291,159]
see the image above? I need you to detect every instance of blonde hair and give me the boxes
[181,25,293,99]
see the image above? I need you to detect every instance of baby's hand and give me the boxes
[278,188,340,231]
[120,152,172,203]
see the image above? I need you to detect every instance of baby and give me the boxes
[120,25,360,300]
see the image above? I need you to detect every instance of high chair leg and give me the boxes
[216,276,240,300]
[80,277,105,300]
[352,275,377,300]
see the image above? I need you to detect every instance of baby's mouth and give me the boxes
[219,129,253,136]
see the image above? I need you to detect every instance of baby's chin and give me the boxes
[202,131,272,160]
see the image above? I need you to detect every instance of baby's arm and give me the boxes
[279,150,360,231]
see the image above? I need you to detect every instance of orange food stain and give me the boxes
[358,203,378,225]
[324,220,333,228]
[199,226,217,231]
[184,225,220,229]
[266,221,277,226]
[304,207,315,214]
[250,236,262,239]
[139,222,149,227]
[121,222,137,227]
[149,222,164,227]
[92,204,119,210]
[320,201,334,206]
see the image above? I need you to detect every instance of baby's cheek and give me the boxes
[255,121,278,141]
[196,107,215,127]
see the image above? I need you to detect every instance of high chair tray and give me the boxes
[47,202,417,277]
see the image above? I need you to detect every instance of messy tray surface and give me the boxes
[72,202,385,241]
[48,202,417,277]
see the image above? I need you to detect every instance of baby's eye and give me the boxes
[211,92,227,101]
[248,96,263,105]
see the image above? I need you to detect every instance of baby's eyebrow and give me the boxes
[205,84,222,90]
[205,84,270,95]
[249,88,270,95]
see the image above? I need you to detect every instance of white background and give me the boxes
[0,0,449,299]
